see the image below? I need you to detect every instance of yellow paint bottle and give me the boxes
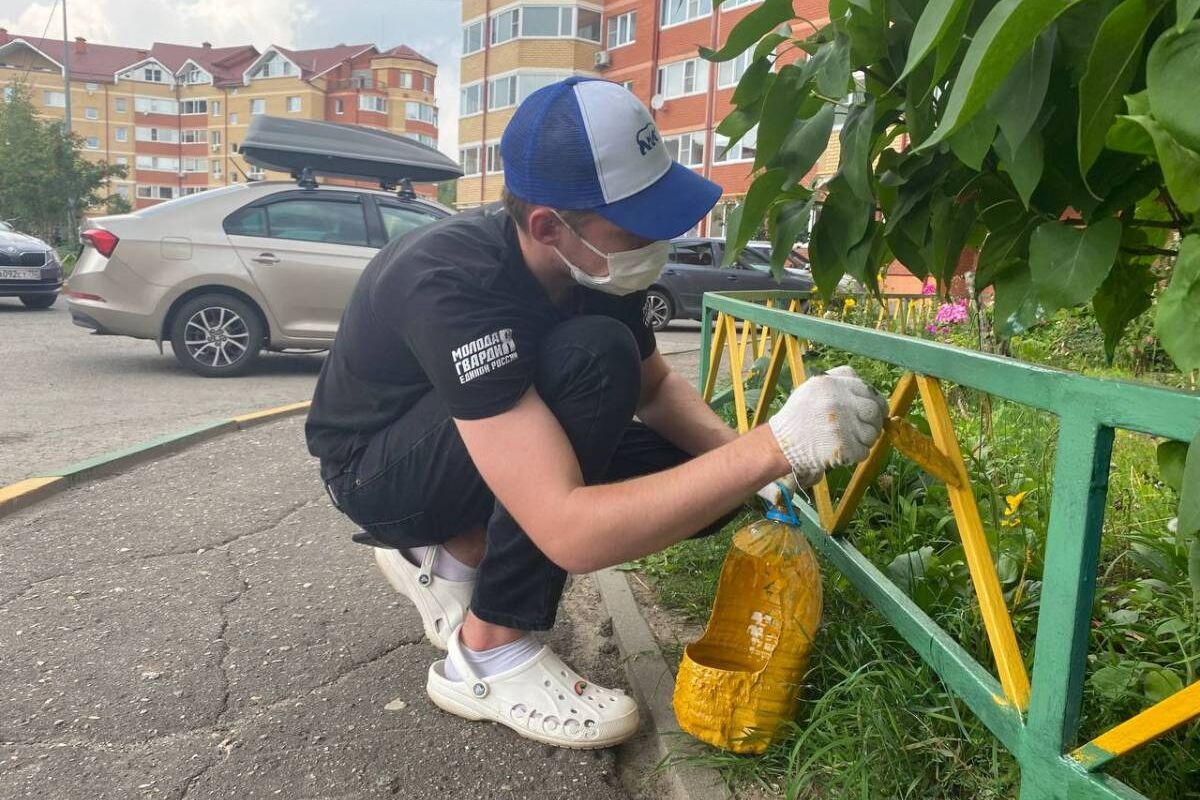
[673,497,822,754]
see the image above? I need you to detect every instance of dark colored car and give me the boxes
[643,237,814,331]
[0,220,63,309]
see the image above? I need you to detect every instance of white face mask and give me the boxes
[551,211,669,296]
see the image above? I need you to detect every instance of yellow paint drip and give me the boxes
[674,519,822,754]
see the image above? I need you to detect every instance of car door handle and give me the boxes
[251,253,279,264]
[724,275,738,281]
[663,268,677,275]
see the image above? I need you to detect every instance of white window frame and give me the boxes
[460,145,481,176]
[718,49,753,89]
[491,8,520,44]
[334,98,344,115]
[663,130,706,168]
[487,74,518,110]
[230,112,239,125]
[462,19,485,55]
[359,95,387,113]
[398,72,413,89]
[405,101,436,123]
[135,154,180,171]
[135,126,179,144]
[250,98,266,115]
[657,58,708,100]
[182,157,208,173]
[210,100,221,116]
[84,136,99,150]
[84,106,99,120]
[286,96,301,113]
[181,128,208,144]
[114,97,127,113]
[721,0,763,7]
[134,96,179,115]
[607,10,636,49]
[114,127,128,142]
[247,50,298,80]
[180,99,207,115]
[485,141,503,174]
[713,125,758,164]
[43,90,66,108]
[660,0,713,28]
[460,82,482,117]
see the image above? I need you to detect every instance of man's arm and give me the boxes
[636,350,737,456]
[455,386,786,575]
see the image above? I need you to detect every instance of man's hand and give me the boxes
[767,365,887,476]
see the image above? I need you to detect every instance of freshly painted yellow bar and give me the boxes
[230,400,312,425]
[1073,681,1200,770]
[918,376,1031,711]
[752,329,787,430]
[886,417,962,488]
[724,313,750,433]
[702,312,728,402]
[0,476,63,509]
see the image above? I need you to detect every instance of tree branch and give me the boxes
[1121,245,1179,258]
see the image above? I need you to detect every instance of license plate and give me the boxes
[0,268,40,280]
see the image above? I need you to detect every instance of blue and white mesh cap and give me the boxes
[501,76,722,241]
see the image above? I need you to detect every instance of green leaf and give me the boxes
[771,103,837,182]
[976,214,1038,287]
[1120,115,1200,212]
[990,25,1055,152]
[716,105,761,150]
[994,127,1045,208]
[730,57,773,107]
[1156,234,1200,371]
[1093,258,1156,362]
[754,64,814,170]
[896,0,973,84]
[929,192,978,288]
[815,34,852,98]
[993,263,1046,336]
[1147,21,1200,152]
[1179,432,1200,538]
[1143,667,1184,703]
[1126,88,1151,115]
[1059,0,1124,84]
[886,546,936,593]
[1179,0,1200,30]
[769,197,817,276]
[726,168,789,267]
[949,108,997,169]
[1029,217,1122,312]
[1159,440,1189,492]
[701,0,798,61]
[1091,163,1163,219]
[1078,0,1169,178]
[809,177,873,297]
[1090,663,1137,700]
[1105,116,1156,156]
[918,0,1080,150]
[838,98,877,202]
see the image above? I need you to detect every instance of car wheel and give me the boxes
[19,294,57,309]
[643,289,674,332]
[170,293,264,377]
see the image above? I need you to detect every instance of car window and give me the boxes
[0,220,12,232]
[671,242,714,266]
[379,203,442,243]
[225,206,268,237]
[265,199,369,246]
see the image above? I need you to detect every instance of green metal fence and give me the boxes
[699,290,1200,800]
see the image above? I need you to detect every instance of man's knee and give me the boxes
[536,315,641,412]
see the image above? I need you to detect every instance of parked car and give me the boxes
[643,238,814,331]
[67,116,461,377]
[0,220,64,309]
[746,239,863,294]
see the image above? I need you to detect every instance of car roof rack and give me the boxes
[241,116,463,189]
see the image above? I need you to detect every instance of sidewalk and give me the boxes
[0,416,637,800]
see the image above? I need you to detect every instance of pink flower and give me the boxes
[922,281,936,295]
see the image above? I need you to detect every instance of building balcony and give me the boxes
[327,77,388,91]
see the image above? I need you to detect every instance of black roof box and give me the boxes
[240,116,463,185]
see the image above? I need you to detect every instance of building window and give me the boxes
[181,65,208,84]
[249,51,295,79]
[134,96,178,114]
[718,50,753,89]
[181,128,208,144]
[460,146,481,176]
[114,127,127,142]
[334,98,344,115]
[404,132,437,147]
[136,185,175,200]
[211,130,222,146]
[230,112,239,125]
[84,106,99,120]
[460,83,482,116]
[43,91,66,108]
[522,6,569,36]
[713,126,758,163]
[462,19,485,55]
[491,8,520,44]
[486,143,503,174]
[180,99,207,114]
[114,156,128,166]
[115,97,127,113]
[657,58,707,100]
[488,71,564,111]
[85,136,99,150]
[211,100,221,116]
[607,11,636,48]
[115,185,130,200]
[250,98,265,115]
[577,8,601,41]
[620,80,635,92]
[405,101,436,123]
[286,96,301,113]
[722,0,762,7]
[135,126,179,143]
[143,66,164,82]
[183,157,208,172]
[212,161,223,179]
[398,72,413,89]
[664,131,705,167]
[661,0,713,27]
[360,95,387,113]
[423,74,434,93]
[135,155,180,171]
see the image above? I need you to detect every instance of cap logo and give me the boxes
[636,122,660,156]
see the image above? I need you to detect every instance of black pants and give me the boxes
[324,315,737,630]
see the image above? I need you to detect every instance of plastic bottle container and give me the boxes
[673,510,822,754]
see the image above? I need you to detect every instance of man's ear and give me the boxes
[526,207,564,247]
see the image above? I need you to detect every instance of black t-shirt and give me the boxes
[305,204,656,471]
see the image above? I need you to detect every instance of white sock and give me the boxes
[403,545,478,582]
[444,634,542,682]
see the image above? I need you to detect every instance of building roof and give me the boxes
[0,30,145,82]
[273,43,376,79]
[377,44,435,66]
[149,41,260,86]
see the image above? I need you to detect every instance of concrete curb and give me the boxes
[597,568,730,800]
[0,400,311,520]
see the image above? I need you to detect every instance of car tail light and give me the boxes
[80,228,119,258]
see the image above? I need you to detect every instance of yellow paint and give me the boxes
[674,518,823,753]
[231,400,311,425]
[724,313,750,433]
[751,330,787,430]
[1075,681,1200,763]
[0,476,63,509]
[885,416,962,488]
[701,312,728,402]
[917,376,1031,711]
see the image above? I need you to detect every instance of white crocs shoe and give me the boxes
[374,547,473,650]
[426,626,640,749]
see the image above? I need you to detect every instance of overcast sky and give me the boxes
[0,0,465,155]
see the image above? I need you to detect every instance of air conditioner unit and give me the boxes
[594,50,611,68]
[210,143,221,152]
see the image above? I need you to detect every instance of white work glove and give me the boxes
[767,365,888,479]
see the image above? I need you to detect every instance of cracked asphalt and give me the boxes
[0,416,645,800]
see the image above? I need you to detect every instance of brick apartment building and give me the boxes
[0,30,441,209]
[456,0,837,238]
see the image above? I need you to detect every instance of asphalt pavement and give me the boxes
[0,298,702,487]
[0,416,653,800]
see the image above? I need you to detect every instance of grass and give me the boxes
[630,302,1200,799]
